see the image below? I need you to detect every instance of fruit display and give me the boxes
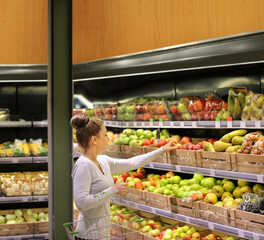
[239,132,264,154]
[0,139,48,157]
[85,108,95,118]
[25,208,49,222]
[0,209,26,224]
[93,105,104,119]
[241,91,264,120]
[104,104,118,121]
[0,108,9,121]
[228,87,247,120]
[0,171,48,196]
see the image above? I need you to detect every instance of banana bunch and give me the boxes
[228,87,247,120]
[203,130,248,153]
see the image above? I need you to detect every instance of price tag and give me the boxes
[215,117,220,128]
[208,222,214,229]
[227,117,233,128]
[175,165,181,172]
[238,229,245,238]
[125,122,129,127]
[240,121,246,128]
[149,119,153,127]
[142,122,146,127]
[253,233,260,240]
[12,158,19,163]
[159,119,163,127]
[180,122,184,127]
[257,175,263,183]
[255,121,261,128]
[170,122,174,127]
[148,162,154,168]
[13,236,22,240]
[192,122,197,128]
[22,197,29,202]
[209,169,215,176]
[185,217,191,224]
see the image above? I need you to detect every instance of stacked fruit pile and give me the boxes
[0,209,26,224]
[25,209,49,222]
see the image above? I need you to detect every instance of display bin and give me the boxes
[0,210,33,236]
[195,201,231,225]
[110,222,126,238]
[143,191,171,211]
[24,208,49,234]
[196,151,232,170]
[121,188,146,205]
[142,224,171,240]
[202,230,240,240]
[229,207,264,234]
[168,196,196,217]
[142,146,167,163]
[170,149,197,167]
[106,144,122,158]
[121,146,144,159]
[230,153,264,174]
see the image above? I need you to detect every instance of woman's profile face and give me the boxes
[96,125,109,150]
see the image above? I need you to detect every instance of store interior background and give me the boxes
[1,0,264,64]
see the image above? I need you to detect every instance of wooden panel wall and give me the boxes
[1,0,264,64]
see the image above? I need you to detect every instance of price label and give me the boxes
[125,122,129,127]
[13,236,22,240]
[142,122,146,127]
[185,217,191,224]
[255,121,261,128]
[12,158,19,163]
[22,197,29,202]
[148,163,154,168]
[192,122,197,128]
[180,122,184,127]
[240,121,246,128]
[238,229,245,238]
[170,122,174,127]
[215,121,220,128]
[175,165,181,172]
[208,222,214,229]
[227,117,233,128]
[253,233,260,240]
[209,169,215,176]
[257,175,263,183]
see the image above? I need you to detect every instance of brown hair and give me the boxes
[70,114,104,149]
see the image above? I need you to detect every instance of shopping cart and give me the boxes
[63,192,143,240]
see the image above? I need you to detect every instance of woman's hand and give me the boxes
[113,182,128,195]
[162,139,180,152]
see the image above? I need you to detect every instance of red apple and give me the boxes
[189,144,195,150]
[156,104,166,114]
[205,100,213,111]
[205,234,216,240]
[203,111,211,120]
[180,136,192,145]
[197,110,205,120]
[210,110,219,120]
[143,139,151,146]
[137,167,145,174]
[160,174,166,180]
[196,192,205,200]
[170,105,179,114]
[136,171,145,180]
[188,102,195,113]
[160,231,166,239]
[191,232,201,240]
[191,112,198,121]
[134,182,144,190]
[180,144,188,150]
[122,172,130,180]
[113,177,117,183]
[190,193,198,201]
[193,99,206,112]
[131,172,138,178]
[212,99,223,110]
[193,144,201,150]
[184,236,192,240]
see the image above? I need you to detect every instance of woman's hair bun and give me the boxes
[70,114,89,131]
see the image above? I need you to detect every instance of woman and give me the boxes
[71,114,177,240]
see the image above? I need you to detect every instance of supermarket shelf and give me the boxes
[0,195,48,203]
[0,121,32,128]
[33,120,48,127]
[144,162,264,183]
[112,196,264,240]
[0,233,49,240]
[103,120,264,129]
[0,157,48,164]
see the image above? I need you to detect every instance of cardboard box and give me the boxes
[196,151,232,170]
[231,153,264,174]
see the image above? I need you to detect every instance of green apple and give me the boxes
[181,192,190,199]
[156,188,164,194]
[232,187,242,198]
[199,188,209,194]
[190,184,202,191]
[216,180,223,186]
[189,227,197,234]
[141,220,148,227]
[214,201,224,207]
[212,185,224,198]
[223,181,235,193]
[148,186,156,192]
[204,192,218,204]
[193,174,204,182]
[123,129,133,137]
[0,216,5,224]
[221,192,233,201]
[223,196,234,205]
[6,220,16,224]
[164,189,172,195]
[16,217,25,223]
[240,186,253,195]
[234,198,243,205]
[222,178,231,185]
[179,179,189,186]
[143,130,153,139]
[165,184,173,190]
[171,185,180,193]
[237,180,250,187]
[129,135,138,141]
[160,179,169,187]
[188,178,200,185]
[175,189,184,198]
[253,183,264,194]
[201,178,207,187]
[136,129,144,137]
[170,176,181,184]
[14,209,23,218]
[224,199,234,208]
[26,209,33,216]
[152,130,157,138]
[225,237,235,240]
[204,177,216,189]
[182,225,190,232]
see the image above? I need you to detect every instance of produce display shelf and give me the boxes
[144,162,264,183]
[0,233,49,240]
[32,120,48,127]
[103,120,264,129]
[0,195,48,203]
[112,196,264,240]
[0,157,48,164]
[0,121,32,127]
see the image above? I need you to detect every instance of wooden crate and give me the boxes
[175,149,197,166]
[106,144,122,158]
[142,146,168,163]
[121,146,144,158]
[230,208,264,234]
[0,209,33,236]
[143,191,171,211]
[169,196,196,217]
[195,201,231,225]
[110,222,126,239]
[196,151,231,170]
[24,208,49,234]
[201,230,240,240]
[122,188,146,204]
[231,153,264,174]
